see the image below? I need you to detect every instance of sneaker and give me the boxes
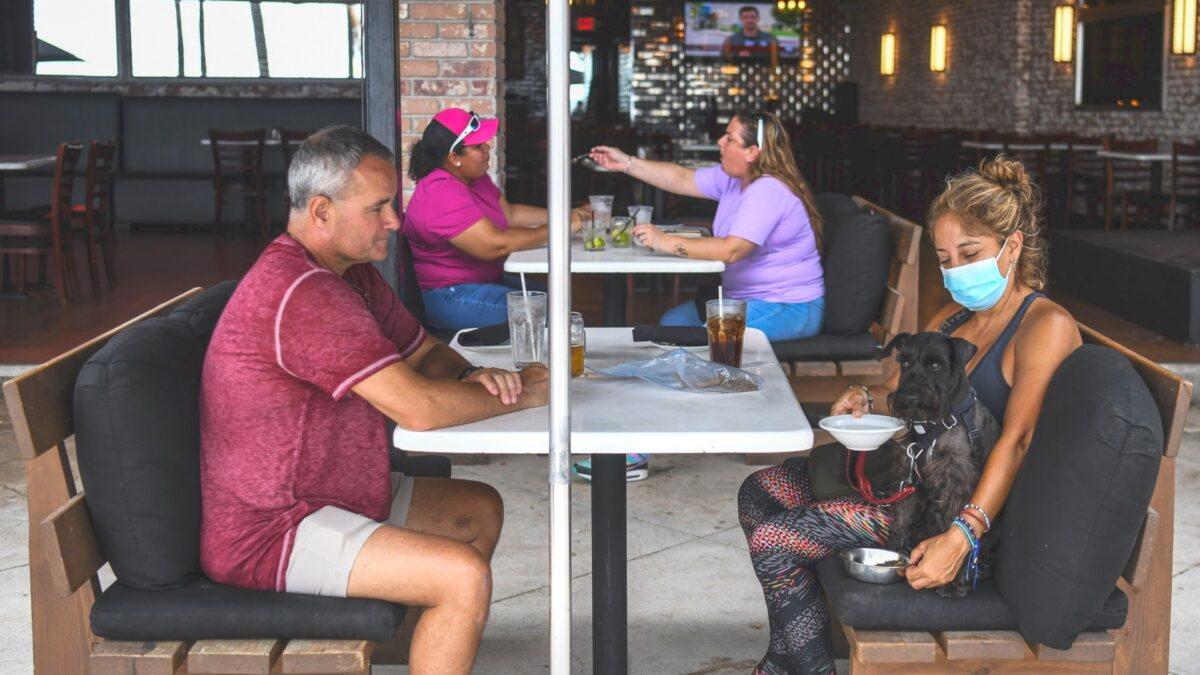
[572,454,650,482]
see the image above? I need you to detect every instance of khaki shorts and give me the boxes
[284,472,415,597]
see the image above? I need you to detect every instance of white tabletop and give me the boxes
[1097,151,1200,163]
[504,238,725,274]
[962,141,1102,152]
[0,155,56,171]
[678,143,720,153]
[392,327,814,455]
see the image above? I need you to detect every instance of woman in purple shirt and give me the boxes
[405,108,587,331]
[589,111,825,341]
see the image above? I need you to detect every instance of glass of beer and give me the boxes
[570,311,586,377]
[706,298,747,368]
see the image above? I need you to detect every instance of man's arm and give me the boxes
[353,358,548,432]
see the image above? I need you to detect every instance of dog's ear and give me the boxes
[882,333,912,358]
[950,337,978,369]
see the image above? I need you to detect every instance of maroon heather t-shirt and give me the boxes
[199,235,427,591]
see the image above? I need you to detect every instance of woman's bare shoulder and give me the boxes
[1016,295,1081,353]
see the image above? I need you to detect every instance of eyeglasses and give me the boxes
[449,112,482,153]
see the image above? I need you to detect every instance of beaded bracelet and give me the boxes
[964,503,992,532]
[951,515,982,590]
[960,509,987,534]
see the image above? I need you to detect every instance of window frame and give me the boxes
[17,0,363,87]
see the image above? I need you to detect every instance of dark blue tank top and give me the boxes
[939,292,1044,423]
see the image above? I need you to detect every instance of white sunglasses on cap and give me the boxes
[449,112,482,153]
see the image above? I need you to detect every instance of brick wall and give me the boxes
[848,0,1200,144]
[397,1,505,204]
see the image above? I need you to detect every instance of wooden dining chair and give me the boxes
[1169,141,1200,230]
[1065,135,1106,228]
[68,140,117,292]
[1104,138,1164,230]
[278,128,311,212]
[208,129,269,238]
[0,142,83,303]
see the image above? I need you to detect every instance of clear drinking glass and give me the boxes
[589,194,614,230]
[507,291,547,369]
[583,214,606,251]
[609,216,633,247]
[628,205,653,224]
[705,298,748,368]
[570,311,586,377]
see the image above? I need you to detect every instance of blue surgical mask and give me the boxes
[940,235,1014,312]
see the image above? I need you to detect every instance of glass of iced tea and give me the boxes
[705,299,747,368]
[570,311,586,377]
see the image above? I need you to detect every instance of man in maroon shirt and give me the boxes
[200,126,547,673]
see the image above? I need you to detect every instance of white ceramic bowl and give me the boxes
[818,414,905,451]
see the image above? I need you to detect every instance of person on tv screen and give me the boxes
[721,5,779,66]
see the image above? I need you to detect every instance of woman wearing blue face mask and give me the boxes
[735,156,1082,674]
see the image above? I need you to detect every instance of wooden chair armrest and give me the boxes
[40,492,105,598]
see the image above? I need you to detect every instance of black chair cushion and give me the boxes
[91,578,406,642]
[75,317,205,590]
[816,556,1128,632]
[815,193,892,335]
[167,280,238,341]
[994,345,1163,649]
[771,332,881,363]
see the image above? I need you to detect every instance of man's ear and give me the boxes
[307,194,333,230]
[950,337,978,369]
[882,332,912,358]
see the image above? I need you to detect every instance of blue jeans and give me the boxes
[660,296,825,341]
[422,275,545,331]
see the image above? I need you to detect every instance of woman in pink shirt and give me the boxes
[404,109,587,330]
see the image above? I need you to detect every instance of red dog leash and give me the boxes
[846,450,915,505]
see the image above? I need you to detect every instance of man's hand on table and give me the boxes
[462,364,549,407]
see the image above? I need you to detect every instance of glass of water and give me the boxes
[506,291,547,369]
[588,195,614,230]
[628,205,653,225]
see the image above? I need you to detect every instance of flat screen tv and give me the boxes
[683,2,801,62]
[1078,9,1163,109]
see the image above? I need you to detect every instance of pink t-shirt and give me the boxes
[694,165,824,303]
[403,168,509,290]
[199,235,427,592]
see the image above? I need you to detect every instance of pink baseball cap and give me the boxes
[433,108,499,149]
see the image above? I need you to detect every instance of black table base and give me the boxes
[591,454,628,674]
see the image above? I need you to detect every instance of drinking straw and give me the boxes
[718,285,723,305]
[521,273,529,295]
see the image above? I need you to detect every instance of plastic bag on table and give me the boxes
[592,348,764,393]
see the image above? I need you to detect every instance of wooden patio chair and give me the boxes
[1103,138,1163,230]
[3,285,452,674]
[70,139,117,291]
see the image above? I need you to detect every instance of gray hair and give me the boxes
[287,125,395,211]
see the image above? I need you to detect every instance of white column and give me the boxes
[545,0,572,673]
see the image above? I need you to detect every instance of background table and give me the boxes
[505,239,724,325]
[1096,150,1200,196]
[0,154,56,213]
[393,327,813,674]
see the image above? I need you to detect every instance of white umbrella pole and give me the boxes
[546,0,572,672]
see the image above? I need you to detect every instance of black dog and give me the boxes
[882,332,1000,597]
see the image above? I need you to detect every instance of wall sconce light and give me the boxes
[930,25,947,72]
[1054,4,1075,62]
[881,33,896,76]
[1175,0,1198,54]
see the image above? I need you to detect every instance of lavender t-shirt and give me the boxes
[694,165,824,303]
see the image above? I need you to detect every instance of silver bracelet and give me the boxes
[625,155,633,174]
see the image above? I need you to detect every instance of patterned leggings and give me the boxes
[738,456,893,675]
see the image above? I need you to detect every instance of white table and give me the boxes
[677,143,720,153]
[199,138,283,146]
[962,141,1102,152]
[393,327,813,672]
[1096,151,1200,197]
[505,238,724,325]
[0,154,56,171]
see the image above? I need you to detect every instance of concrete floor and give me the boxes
[2,406,1199,673]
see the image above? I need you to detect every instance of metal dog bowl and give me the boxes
[841,548,909,584]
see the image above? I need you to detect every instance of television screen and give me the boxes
[683,2,801,62]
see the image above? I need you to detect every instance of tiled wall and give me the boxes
[848,0,1200,144]
[397,1,505,203]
